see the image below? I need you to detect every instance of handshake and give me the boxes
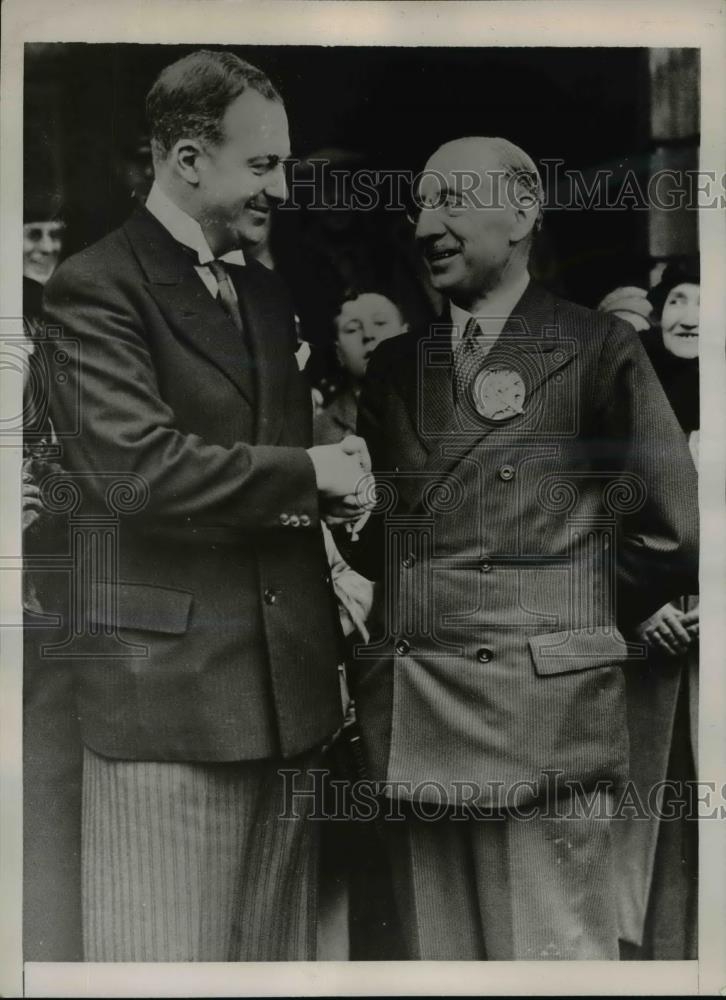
[307,435,375,531]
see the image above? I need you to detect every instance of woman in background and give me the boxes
[617,259,699,961]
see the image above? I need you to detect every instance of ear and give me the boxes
[400,322,410,334]
[509,184,540,245]
[170,139,205,186]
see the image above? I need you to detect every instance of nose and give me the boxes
[264,164,288,204]
[680,305,698,330]
[36,229,57,254]
[415,204,447,242]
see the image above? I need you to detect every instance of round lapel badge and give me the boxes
[471,365,526,421]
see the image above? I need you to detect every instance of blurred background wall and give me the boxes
[24,43,699,341]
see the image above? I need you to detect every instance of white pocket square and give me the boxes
[294,340,311,372]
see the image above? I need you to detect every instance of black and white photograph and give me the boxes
[1,1,725,996]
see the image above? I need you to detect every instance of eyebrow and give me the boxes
[247,154,289,168]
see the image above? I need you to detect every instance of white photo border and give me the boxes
[1,1,724,996]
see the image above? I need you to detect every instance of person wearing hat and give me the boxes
[615,259,700,959]
[343,136,699,960]
[23,186,65,325]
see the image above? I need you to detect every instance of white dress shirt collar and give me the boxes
[145,182,245,267]
[449,271,530,343]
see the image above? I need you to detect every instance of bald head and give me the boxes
[423,136,544,232]
[414,136,543,309]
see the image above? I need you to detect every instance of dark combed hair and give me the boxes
[146,49,282,159]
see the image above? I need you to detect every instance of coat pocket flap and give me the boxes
[89,582,193,635]
[529,627,637,676]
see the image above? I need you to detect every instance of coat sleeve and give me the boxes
[333,345,391,582]
[593,320,699,627]
[42,259,320,534]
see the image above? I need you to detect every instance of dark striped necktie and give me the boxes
[207,258,244,333]
[452,316,483,403]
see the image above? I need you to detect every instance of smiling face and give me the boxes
[190,89,290,253]
[414,140,530,308]
[661,282,699,359]
[23,220,64,284]
[335,293,408,379]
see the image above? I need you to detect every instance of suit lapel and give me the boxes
[407,282,578,509]
[124,209,257,411]
[227,262,291,446]
[416,321,457,449]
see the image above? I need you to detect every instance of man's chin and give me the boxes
[428,270,466,297]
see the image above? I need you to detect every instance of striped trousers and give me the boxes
[81,746,322,961]
[386,792,619,960]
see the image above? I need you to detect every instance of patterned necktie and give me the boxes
[207,258,244,333]
[452,316,483,404]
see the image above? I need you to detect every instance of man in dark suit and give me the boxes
[42,49,370,962]
[346,137,698,960]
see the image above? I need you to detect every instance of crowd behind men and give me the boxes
[22,49,699,963]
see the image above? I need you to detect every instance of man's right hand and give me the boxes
[634,602,694,657]
[307,435,372,499]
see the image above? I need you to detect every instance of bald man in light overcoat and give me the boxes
[345,138,698,960]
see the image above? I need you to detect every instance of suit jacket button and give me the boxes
[300,514,311,527]
[264,588,277,605]
[498,465,515,481]
[279,513,290,525]
[476,646,493,663]
[480,561,493,573]
[401,553,416,569]
[395,638,410,656]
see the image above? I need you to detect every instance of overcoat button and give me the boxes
[289,514,300,527]
[300,514,311,527]
[264,588,277,605]
[476,646,493,663]
[480,561,493,573]
[402,553,416,569]
[395,639,411,656]
[498,465,515,481]
[279,513,290,525]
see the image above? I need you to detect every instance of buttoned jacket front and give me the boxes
[43,207,345,762]
[349,282,698,808]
